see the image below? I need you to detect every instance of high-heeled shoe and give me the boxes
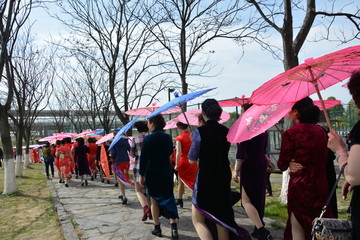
[151,225,162,237]
[176,198,183,208]
[142,205,149,221]
[171,229,179,240]
[147,207,153,220]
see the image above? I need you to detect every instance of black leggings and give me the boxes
[45,161,54,177]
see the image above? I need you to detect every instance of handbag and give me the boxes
[311,164,352,240]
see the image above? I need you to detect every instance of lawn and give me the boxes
[0,163,64,240]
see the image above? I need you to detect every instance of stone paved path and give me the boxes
[48,174,285,240]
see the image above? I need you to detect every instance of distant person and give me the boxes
[53,141,62,183]
[56,139,74,187]
[345,131,351,150]
[65,137,76,177]
[188,98,250,240]
[42,142,54,180]
[139,115,179,239]
[73,137,91,186]
[111,135,132,205]
[87,137,98,180]
[277,97,333,239]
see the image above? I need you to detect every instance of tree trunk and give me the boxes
[23,131,31,168]
[15,155,23,176]
[0,109,17,194]
[15,124,23,176]
[3,157,16,194]
[23,152,30,169]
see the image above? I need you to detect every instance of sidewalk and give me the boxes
[48,175,285,240]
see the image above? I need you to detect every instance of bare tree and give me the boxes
[0,0,39,194]
[53,0,172,129]
[48,100,68,133]
[56,55,116,133]
[244,0,360,70]
[9,26,55,172]
[143,0,254,109]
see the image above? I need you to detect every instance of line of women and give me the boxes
[138,99,254,240]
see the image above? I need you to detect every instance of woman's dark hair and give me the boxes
[134,121,149,132]
[201,98,222,121]
[292,97,320,124]
[76,137,85,145]
[60,139,66,145]
[348,71,360,109]
[87,137,95,143]
[176,121,188,130]
[64,137,72,143]
[242,103,253,112]
[56,140,61,145]
[148,114,166,130]
[197,114,205,124]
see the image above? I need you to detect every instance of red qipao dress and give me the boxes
[176,130,197,190]
[277,123,333,240]
[87,142,98,175]
[57,145,72,181]
[54,145,61,171]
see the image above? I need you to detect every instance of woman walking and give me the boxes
[130,121,152,221]
[74,137,91,186]
[174,121,197,208]
[111,135,132,205]
[139,115,179,239]
[277,97,333,239]
[56,139,74,187]
[232,103,272,240]
[87,137,98,180]
[188,99,250,240]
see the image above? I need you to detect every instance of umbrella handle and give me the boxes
[313,82,333,130]
[274,124,283,134]
[180,109,193,131]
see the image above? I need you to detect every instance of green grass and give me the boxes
[0,163,64,240]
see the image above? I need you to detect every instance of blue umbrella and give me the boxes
[89,129,104,136]
[108,117,139,151]
[145,87,216,119]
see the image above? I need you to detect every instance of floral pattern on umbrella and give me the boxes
[227,100,342,143]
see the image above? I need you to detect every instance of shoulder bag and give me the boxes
[311,164,352,240]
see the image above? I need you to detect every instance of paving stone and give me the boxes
[49,172,285,239]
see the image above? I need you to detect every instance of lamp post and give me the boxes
[168,88,175,136]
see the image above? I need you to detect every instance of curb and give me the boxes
[47,180,80,240]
